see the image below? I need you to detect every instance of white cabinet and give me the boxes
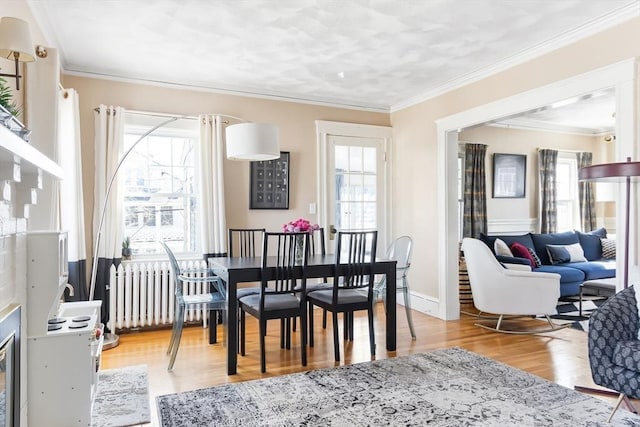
[25,232,103,427]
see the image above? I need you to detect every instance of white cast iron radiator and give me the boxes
[108,260,211,333]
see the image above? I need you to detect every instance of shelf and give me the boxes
[0,123,63,179]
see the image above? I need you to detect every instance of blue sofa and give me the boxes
[479,229,616,297]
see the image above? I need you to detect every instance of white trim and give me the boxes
[436,58,638,320]
[391,3,640,112]
[487,218,537,235]
[315,120,393,252]
[400,291,440,319]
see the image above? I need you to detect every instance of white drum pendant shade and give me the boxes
[225,122,280,161]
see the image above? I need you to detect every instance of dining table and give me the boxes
[209,253,397,375]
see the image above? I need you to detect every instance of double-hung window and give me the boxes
[555,153,580,232]
[122,115,200,256]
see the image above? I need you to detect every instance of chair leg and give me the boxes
[210,310,218,344]
[608,393,626,423]
[167,306,180,356]
[300,313,307,367]
[343,312,349,340]
[280,319,286,349]
[286,318,291,349]
[322,309,328,329]
[240,308,246,357]
[403,279,417,340]
[167,306,185,371]
[309,302,315,347]
[368,307,376,357]
[333,311,340,362]
[292,316,297,332]
[260,319,267,373]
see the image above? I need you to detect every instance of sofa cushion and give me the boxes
[527,247,542,267]
[534,265,584,296]
[479,233,535,253]
[577,228,607,261]
[613,340,640,373]
[510,242,536,268]
[494,238,513,257]
[531,231,579,265]
[562,260,616,281]
[546,243,587,264]
[601,238,616,259]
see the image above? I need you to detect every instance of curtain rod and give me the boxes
[92,107,246,123]
[537,147,589,154]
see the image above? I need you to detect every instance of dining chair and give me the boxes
[373,236,416,340]
[160,241,227,371]
[228,228,266,354]
[307,230,378,362]
[238,231,309,373]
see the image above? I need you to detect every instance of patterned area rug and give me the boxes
[92,364,150,427]
[156,347,640,426]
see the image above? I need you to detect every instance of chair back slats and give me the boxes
[308,227,326,256]
[160,241,185,298]
[262,232,308,297]
[334,230,377,296]
[228,228,265,258]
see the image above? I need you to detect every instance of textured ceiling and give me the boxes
[28,0,637,115]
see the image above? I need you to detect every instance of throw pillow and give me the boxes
[546,243,587,264]
[509,242,536,268]
[526,247,542,267]
[601,238,616,259]
[494,238,513,257]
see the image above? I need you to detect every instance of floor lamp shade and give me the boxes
[225,122,280,161]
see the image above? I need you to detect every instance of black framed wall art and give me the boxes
[250,151,290,209]
[492,153,526,198]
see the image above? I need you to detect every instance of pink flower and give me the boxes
[283,218,319,233]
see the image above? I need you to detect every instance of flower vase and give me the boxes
[295,235,304,264]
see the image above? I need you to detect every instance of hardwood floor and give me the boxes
[101,303,624,426]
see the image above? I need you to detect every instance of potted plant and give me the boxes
[122,236,132,260]
[0,78,20,118]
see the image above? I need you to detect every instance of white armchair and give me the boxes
[461,237,568,334]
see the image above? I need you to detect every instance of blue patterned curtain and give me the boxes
[577,152,596,231]
[462,144,487,238]
[538,149,558,233]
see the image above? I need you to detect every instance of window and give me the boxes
[555,154,580,232]
[122,115,200,256]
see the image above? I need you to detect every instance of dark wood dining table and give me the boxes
[209,254,397,375]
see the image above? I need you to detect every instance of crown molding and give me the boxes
[390,2,640,113]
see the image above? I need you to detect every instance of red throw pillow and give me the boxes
[509,242,536,268]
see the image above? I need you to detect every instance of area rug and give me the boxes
[156,347,640,426]
[92,364,150,427]
[548,297,609,331]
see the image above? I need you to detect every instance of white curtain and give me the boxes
[198,114,227,256]
[93,105,126,260]
[92,105,125,323]
[58,88,87,300]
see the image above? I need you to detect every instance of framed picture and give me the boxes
[250,151,290,209]
[492,153,526,198]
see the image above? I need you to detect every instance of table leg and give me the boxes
[385,264,397,351]
[226,276,238,375]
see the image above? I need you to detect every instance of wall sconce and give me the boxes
[604,134,616,143]
[0,17,36,90]
[226,122,280,161]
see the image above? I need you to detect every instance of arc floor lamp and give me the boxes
[90,113,279,348]
[578,157,640,289]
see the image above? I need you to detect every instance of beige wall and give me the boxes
[390,17,640,300]
[61,75,390,258]
[459,126,600,221]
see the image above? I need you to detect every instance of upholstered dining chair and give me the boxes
[160,241,226,371]
[461,237,568,334]
[307,230,378,362]
[374,235,416,340]
[227,228,265,298]
[238,231,309,373]
[578,286,640,421]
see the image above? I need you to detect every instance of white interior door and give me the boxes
[316,121,392,256]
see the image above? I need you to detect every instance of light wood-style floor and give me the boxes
[101,303,627,426]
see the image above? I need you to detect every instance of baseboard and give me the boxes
[401,291,441,319]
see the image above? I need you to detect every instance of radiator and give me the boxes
[108,259,212,333]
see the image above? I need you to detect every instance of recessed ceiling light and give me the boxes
[337,71,345,79]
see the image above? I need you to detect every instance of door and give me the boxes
[316,120,392,256]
